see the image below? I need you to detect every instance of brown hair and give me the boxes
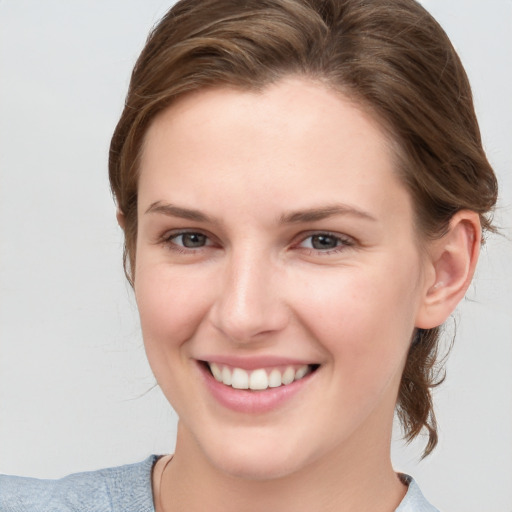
[109,0,498,457]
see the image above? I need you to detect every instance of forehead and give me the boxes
[143,78,394,163]
[138,78,411,225]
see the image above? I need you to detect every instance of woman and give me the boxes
[0,0,500,510]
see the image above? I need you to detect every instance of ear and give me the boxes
[415,210,481,329]
[116,208,126,230]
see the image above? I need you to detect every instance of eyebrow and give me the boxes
[279,204,377,223]
[145,201,377,224]
[145,202,217,223]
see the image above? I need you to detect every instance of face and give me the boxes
[134,78,430,479]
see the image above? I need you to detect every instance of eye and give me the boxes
[174,232,208,248]
[297,232,354,253]
[307,234,339,250]
[161,231,214,251]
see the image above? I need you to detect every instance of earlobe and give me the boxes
[415,211,481,329]
[116,208,126,230]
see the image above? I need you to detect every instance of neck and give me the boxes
[157,423,406,512]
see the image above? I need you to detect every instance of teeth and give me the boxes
[207,363,313,391]
[249,369,268,390]
[210,362,222,382]
[295,365,308,380]
[268,368,282,388]
[282,366,295,385]
[221,366,232,386]
[231,368,249,389]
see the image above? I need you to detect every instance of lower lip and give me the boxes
[198,363,315,414]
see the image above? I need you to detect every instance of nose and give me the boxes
[209,249,289,344]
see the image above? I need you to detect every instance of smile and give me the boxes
[207,362,317,391]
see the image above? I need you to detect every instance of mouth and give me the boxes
[202,361,320,391]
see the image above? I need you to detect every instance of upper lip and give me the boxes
[197,355,318,370]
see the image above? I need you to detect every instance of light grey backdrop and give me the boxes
[0,1,511,510]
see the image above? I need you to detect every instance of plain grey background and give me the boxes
[0,1,511,510]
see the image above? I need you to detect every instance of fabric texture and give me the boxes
[396,475,440,512]
[0,456,439,511]
[0,456,157,512]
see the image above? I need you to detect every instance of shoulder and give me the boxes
[0,455,158,512]
[396,474,440,512]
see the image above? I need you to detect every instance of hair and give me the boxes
[109,0,498,457]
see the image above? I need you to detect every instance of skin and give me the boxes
[127,78,480,512]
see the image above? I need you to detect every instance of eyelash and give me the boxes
[158,230,355,256]
[295,232,355,255]
[159,230,216,254]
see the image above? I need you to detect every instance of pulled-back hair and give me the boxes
[109,0,498,457]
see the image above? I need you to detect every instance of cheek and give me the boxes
[293,259,421,377]
[134,263,213,354]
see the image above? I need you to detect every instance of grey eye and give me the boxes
[178,233,207,248]
[310,234,339,250]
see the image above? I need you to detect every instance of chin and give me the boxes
[198,428,318,481]
[212,450,304,481]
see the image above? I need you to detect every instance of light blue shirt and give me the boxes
[0,456,439,511]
